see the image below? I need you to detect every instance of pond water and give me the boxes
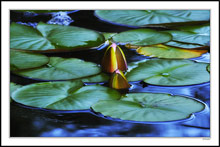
[10,10,210,137]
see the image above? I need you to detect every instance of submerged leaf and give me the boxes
[126,59,210,86]
[95,10,210,27]
[92,93,206,122]
[10,22,105,51]
[136,44,208,59]
[109,69,131,90]
[13,57,101,80]
[112,29,172,46]
[10,50,49,71]
[11,81,121,110]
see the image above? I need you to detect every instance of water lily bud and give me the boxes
[109,69,130,90]
[101,43,127,73]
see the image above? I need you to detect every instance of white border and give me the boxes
[1,1,219,146]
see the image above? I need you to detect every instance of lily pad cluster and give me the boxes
[10,10,210,123]
[102,24,209,59]
[10,22,105,51]
[10,81,206,122]
[10,50,109,82]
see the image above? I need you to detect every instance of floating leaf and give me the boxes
[10,82,22,102]
[102,32,117,40]
[164,24,210,46]
[10,22,105,51]
[164,41,204,49]
[126,59,210,86]
[10,82,22,95]
[13,57,101,81]
[92,93,206,122]
[112,29,172,46]
[95,10,210,27]
[11,81,121,110]
[80,72,109,83]
[10,50,49,71]
[136,44,208,59]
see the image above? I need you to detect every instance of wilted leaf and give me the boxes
[136,44,208,59]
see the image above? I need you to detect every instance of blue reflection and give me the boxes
[36,119,210,137]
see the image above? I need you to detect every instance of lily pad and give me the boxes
[136,44,208,59]
[13,57,101,81]
[11,81,121,110]
[92,93,206,122]
[10,82,22,102]
[10,22,105,51]
[164,41,204,49]
[164,24,210,46]
[102,32,117,40]
[95,10,210,27]
[126,59,210,86]
[10,50,49,71]
[112,29,172,46]
[80,72,109,83]
[10,82,22,95]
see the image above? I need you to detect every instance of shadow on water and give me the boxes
[10,10,210,137]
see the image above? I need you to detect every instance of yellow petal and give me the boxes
[109,69,130,90]
[101,43,127,73]
[101,44,118,73]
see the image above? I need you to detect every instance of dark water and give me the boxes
[10,10,210,137]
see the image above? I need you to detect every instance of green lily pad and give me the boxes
[11,81,121,110]
[10,82,22,95]
[136,44,208,59]
[164,24,210,46]
[13,57,101,81]
[164,41,204,49]
[102,32,117,40]
[126,59,210,86]
[112,29,172,46]
[10,50,49,71]
[92,93,206,122]
[80,72,109,83]
[10,22,105,51]
[95,10,210,27]
[10,82,22,102]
